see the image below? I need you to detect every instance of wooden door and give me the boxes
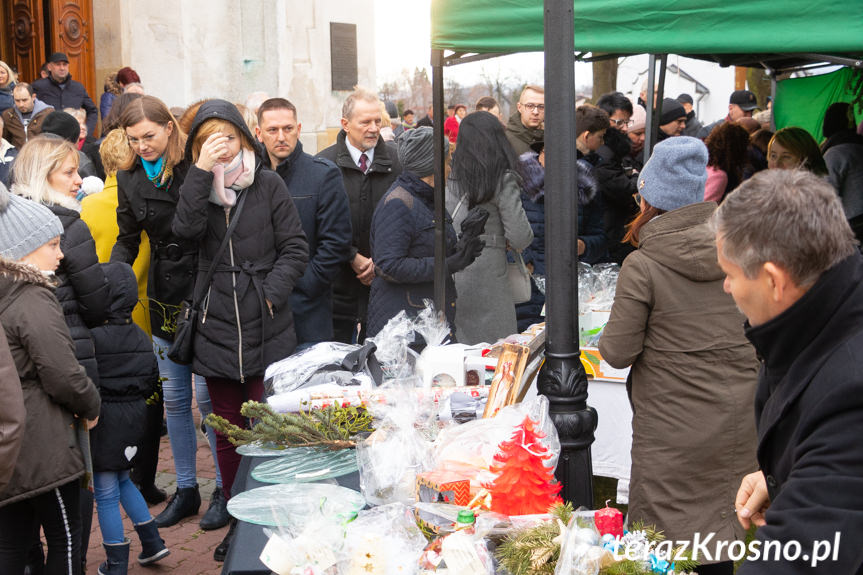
[48,0,96,100]
[1,0,95,97]
[3,0,47,83]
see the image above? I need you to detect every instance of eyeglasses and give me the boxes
[611,119,634,128]
[633,193,643,207]
[521,103,545,112]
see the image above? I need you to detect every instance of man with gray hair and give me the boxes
[712,169,863,573]
[317,87,402,343]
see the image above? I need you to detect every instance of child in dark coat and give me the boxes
[90,262,169,574]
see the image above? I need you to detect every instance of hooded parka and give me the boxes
[88,262,159,472]
[172,100,308,380]
[0,259,101,507]
[599,202,759,563]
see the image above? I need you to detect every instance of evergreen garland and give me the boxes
[204,400,374,449]
[496,508,700,575]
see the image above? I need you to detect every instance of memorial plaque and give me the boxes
[330,22,358,91]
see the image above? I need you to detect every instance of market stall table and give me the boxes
[221,454,362,575]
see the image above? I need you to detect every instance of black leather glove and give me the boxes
[446,236,485,273]
[459,206,490,241]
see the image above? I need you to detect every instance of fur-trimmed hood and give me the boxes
[576,158,598,206]
[10,185,81,213]
[0,257,56,301]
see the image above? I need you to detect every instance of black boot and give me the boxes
[97,539,129,575]
[213,519,237,562]
[133,519,170,565]
[153,484,200,528]
[199,487,230,530]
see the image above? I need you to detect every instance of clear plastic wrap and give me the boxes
[259,510,345,575]
[367,311,414,378]
[264,342,368,396]
[356,379,437,506]
[554,517,614,575]
[341,503,428,574]
[430,396,560,491]
[577,262,620,347]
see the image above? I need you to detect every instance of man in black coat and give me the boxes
[712,169,863,574]
[317,88,401,343]
[256,98,352,347]
[32,52,99,137]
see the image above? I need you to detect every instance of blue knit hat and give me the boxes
[638,136,708,212]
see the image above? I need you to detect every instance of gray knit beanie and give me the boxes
[397,126,434,177]
[0,183,64,261]
[638,136,708,212]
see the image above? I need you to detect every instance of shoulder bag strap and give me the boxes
[191,191,248,307]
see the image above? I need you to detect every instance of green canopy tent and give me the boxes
[426,0,863,505]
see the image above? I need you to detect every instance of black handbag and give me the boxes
[168,192,248,365]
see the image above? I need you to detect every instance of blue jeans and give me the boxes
[152,336,222,489]
[94,471,151,544]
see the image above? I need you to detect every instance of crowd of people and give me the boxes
[1,50,863,575]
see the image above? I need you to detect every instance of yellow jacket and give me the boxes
[80,174,152,335]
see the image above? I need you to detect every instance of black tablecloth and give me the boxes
[221,454,362,575]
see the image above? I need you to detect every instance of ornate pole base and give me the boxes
[538,352,598,507]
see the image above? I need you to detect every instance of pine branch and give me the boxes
[204,401,373,449]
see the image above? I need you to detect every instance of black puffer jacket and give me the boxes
[111,160,195,341]
[317,131,401,328]
[45,195,109,384]
[89,262,158,472]
[173,100,308,380]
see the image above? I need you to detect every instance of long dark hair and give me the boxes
[450,111,517,207]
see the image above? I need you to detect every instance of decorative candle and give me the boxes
[594,502,624,538]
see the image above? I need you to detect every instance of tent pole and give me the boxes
[540,0,596,508]
[770,74,777,131]
[432,49,447,315]
[650,54,668,156]
[644,54,656,159]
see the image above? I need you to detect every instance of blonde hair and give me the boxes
[190,119,253,163]
[100,129,133,176]
[11,136,79,205]
[63,107,87,124]
[0,61,15,89]
[379,102,392,128]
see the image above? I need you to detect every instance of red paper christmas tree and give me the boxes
[483,416,562,516]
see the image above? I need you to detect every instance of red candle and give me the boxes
[595,504,624,538]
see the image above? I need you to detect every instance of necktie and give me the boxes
[359,153,368,173]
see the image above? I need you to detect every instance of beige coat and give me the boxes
[599,202,758,562]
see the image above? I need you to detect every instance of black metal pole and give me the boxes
[540,0,596,508]
[432,49,447,314]
[644,54,657,158]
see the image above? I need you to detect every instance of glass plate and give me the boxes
[226,483,365,527]
[251,447,358,484]
[235,442,292,457]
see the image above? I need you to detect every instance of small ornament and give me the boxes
[594,501,624,538]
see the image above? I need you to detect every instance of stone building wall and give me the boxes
[92,0,376,151]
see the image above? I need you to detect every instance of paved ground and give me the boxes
[84,401,228,575]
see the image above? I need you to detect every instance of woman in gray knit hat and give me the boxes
[0,182,101,574]
[599,136,759,575]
